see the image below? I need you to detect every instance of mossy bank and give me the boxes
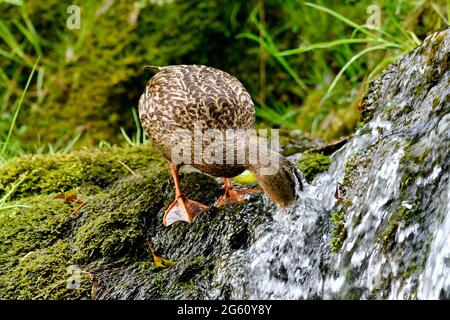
[0,143,273,299]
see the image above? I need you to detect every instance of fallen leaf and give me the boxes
[146,239,176,269]
[55,192,78,203]
[55,192,86,219]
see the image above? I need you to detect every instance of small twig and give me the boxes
[334,182,345,205]
[146,239,156,257]
[84,272,98,300]
[70,200,86,219]
[117,160,141,178]
[80,270,98,300]
[91,276,98,300]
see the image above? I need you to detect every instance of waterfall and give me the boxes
[209,29,450,300]
[418,179,450,299]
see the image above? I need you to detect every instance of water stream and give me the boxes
[210,29,450,300]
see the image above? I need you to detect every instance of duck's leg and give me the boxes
[215,178,263,207]
[163,162,208,227]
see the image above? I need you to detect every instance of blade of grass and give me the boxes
[20,5,42,47]
[0,19,32,66]
[322,44,401,102]
[0,174,27,205]
[276,38,382,56]
[13,20,42,56]
[1,0,24,5]
[362,24,408,47]
[1,64,23,113]
[256,104,300,129]
[238,6,308,93]
[47,143,55,154]
[388,15,420,48]
[1,57,40,155]
[0,204,31,210]
[367,54,404,82]
[120,127,135,146]
[62,129,83,153]
[0,67,9,84]
[36,65,45,102]
[448,0,450,24]
[132,107,142,145]
[430,2,449,25]
[304,2,382,41]
[238,32,307,92]
[0,48,26,65]
[408,31,421,46]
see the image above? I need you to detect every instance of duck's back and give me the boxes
[139,65,254,132]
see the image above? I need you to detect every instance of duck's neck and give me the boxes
[240,136,302,207]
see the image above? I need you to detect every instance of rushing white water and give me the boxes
[209,29,450,300]
[418,179,450,299]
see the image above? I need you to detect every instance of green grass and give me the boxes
[0,57,39,162]
[0,0,448,161]
[120,107,147,146]
[239,0,448,139]
[0,173,29,211]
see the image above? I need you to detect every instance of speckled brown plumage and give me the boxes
[139,65,254,177]
[138,65,301,226]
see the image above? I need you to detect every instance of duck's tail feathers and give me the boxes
[143,65,166,71]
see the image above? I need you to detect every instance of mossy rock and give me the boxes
[324,29,450,299]
[297,153,331,183]
[0,143,270,299]
[0,144,165,199]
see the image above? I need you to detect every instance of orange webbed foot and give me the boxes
[214,178,262,207]
[163,195,208,227]
[163,161,209,227]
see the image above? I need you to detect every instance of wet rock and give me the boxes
[227,28,449,300]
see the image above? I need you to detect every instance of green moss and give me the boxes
[342,152,374,190]
[329,152,372,253]
[330,208,347,253]
[402,265,418,280]
[0,144,165,199]
[297,153,331,183]
[379,220,399,253]
[399,144,430,192]
[342,156,358,189]
[425,31,446,67]
[432,97,441,111]
[352,213,362,227]
[396,103,414,117]
[71,169,219,264]
[0,144,164,299]
[379,204,416,253]
[0,239,92,300]
[0,143,226,299]
[0,195,74,267]
[384,103,395,119]
[72,175,169,263]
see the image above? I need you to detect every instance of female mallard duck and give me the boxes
[138,65,302,226]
